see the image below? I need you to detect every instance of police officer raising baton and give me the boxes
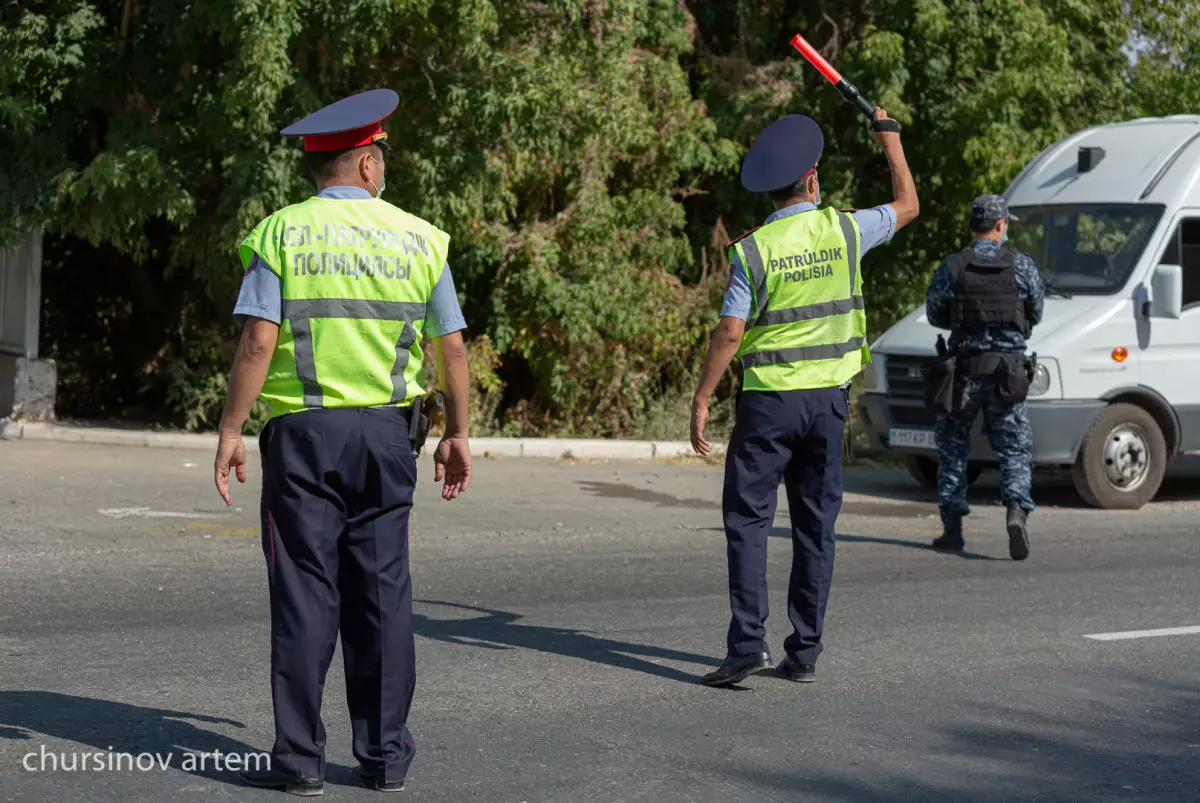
[692,107,918,687]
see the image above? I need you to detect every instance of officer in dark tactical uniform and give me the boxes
[925,195,1045,560]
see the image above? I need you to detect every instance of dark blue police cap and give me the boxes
[281,89,399,152]
[740,115,824,194]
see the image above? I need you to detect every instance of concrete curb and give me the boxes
[0,421,722,461]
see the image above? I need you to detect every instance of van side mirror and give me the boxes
[1148,264,1183,319]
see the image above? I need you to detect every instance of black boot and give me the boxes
[1006,502,1030,561]
[931,514,964,551]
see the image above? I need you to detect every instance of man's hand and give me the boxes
[691,395,712,457]
[433,435,472,501]
[869,107,900,147]
[214,433,247,507]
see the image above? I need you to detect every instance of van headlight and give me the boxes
[862,354,886,392]
[1029,362,1051,396]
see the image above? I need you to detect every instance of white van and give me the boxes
[859,115,1200,509]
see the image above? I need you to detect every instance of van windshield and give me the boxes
[1007,204,1165,294]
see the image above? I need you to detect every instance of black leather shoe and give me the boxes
[776,656,816,683]
[702,652,771,687]
[241,768,324,796]
[359,767,405,793]
[932,514,965,551]
[1007,502,1030,561]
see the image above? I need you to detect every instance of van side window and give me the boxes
[1160,219,1200,309]
[1182,220,1200,308]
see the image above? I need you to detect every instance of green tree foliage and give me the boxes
[688,0,1135,333]
[0,1,1195,436]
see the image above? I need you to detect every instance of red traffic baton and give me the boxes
[790,34,900,133]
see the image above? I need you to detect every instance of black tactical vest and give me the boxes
[946,247,1028,337]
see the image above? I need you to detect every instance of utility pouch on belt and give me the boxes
[994,354,1034,404]
[408,392,445,457]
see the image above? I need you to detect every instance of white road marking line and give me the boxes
[98,507,214,520]
[1084,625,1200,641]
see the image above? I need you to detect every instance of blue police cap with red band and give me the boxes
[281,88,399,153]
[740,115,824,194]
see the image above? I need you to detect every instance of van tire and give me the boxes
[904,456,983,489]
[1071,403,1167,510]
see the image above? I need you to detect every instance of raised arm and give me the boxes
[870,108,919,231]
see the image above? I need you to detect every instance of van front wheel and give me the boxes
[1071,403,1167,510]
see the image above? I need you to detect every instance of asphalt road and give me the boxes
[1,440,1198,802]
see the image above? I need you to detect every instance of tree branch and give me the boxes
[120,0,133,40]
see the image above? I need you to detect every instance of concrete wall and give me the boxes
[0,232,55,419]
[0,355,56,420]
[0,232,42,360]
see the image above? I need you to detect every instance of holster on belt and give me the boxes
[408,391,445,457]
[920,335,956,414]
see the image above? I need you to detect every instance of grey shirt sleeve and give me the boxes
[233,255,282,325]
[424,264,467,337]
[852,204,898,255]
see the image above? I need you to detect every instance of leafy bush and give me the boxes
[6,1,1200,434]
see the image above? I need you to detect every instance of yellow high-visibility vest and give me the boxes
[729,208,869,391]
[239,195,449,417]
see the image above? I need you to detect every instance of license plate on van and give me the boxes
[889,428,937,450]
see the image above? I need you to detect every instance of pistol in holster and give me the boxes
[920,334,957,414]
[408,391,445,457]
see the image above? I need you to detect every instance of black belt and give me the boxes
[956,351,1024,376]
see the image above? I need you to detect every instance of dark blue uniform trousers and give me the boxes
[259,407,417,784]
[723,387,847,664]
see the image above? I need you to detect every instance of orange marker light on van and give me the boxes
[1112,347,1129,363]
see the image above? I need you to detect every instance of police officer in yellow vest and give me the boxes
[692,108,918,687]
[212,90,472,795]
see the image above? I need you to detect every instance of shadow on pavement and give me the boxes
[0,691,260,786]
[576,480,721,510]
[413,600,718,684]
[579,480,937,518]
[722,675,1200,801]
[768,527,999,561]
[0,691,368,790]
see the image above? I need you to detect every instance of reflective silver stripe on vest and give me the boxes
[740,336,866,369]
[751,211,862,327]
[281,298,428,408]
[837,211,858,297]
[756,295,866,327]
[740,235,769,319]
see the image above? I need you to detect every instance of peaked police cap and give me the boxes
[740,115,824,194]
[281,88,399,153]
